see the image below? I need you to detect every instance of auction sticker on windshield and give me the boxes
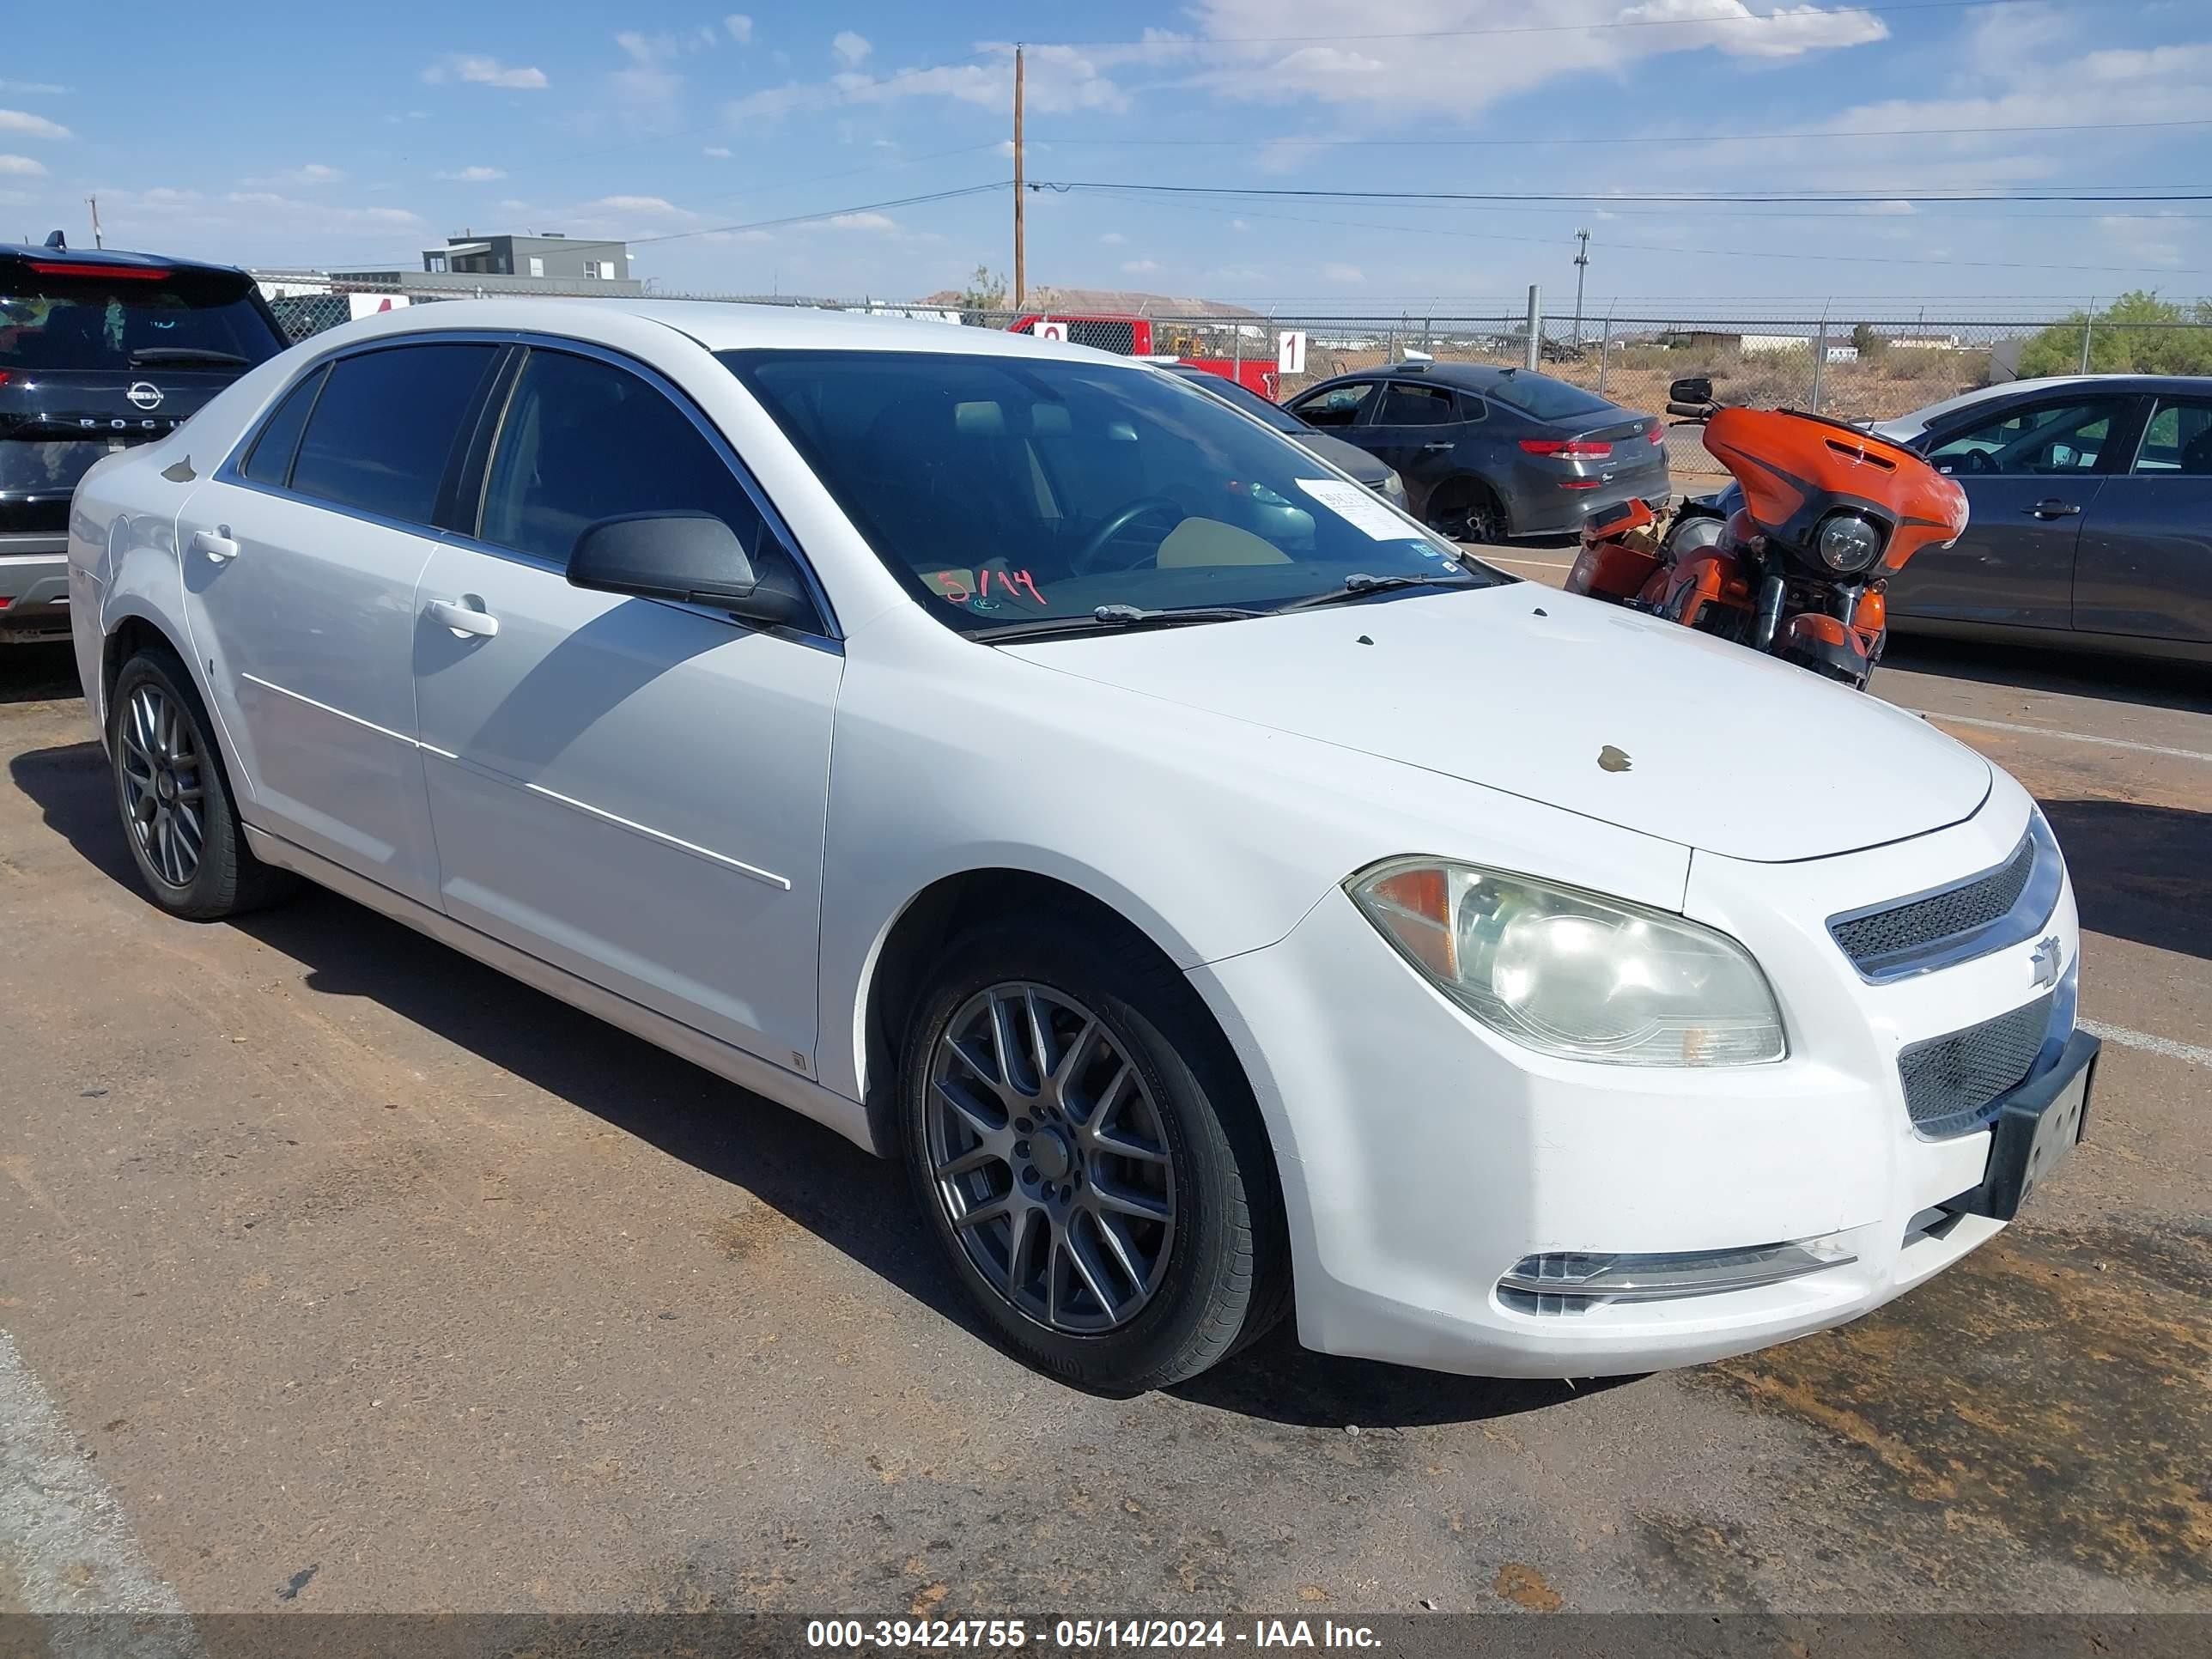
[1297,477,1422,540]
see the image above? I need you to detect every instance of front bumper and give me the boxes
[0,535,72,641]
[1189,783,2077,1377]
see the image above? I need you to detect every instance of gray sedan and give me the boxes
[1882,375,2212,663]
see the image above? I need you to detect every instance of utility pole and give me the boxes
[87,195,103,248]
[1571,228,1589,349]
[1012,44,1026,311]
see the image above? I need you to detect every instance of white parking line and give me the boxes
[0,1329,201,1655]
[2081,1018,2212,1069]
[1905,709,2212,765]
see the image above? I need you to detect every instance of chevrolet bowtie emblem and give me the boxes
[2031,935,2061,989]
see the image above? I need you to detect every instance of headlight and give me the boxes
[1379,469,1407,501]
[1346,860,1785,1066]
[1815,513,1883,574]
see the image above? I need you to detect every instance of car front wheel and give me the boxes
[900,915,1285,1391]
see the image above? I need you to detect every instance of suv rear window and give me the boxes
[0,259,284,373]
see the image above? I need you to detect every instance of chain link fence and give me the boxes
[253,275,2212,488]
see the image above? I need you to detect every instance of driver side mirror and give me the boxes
[568,511,805,628]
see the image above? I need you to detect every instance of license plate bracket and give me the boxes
[1942,1030,2099,1223]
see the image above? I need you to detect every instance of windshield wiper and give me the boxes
[971,604,1266,643]
[127,347,252,368]
[1277,572,1480,611]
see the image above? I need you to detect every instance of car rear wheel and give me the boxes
[109,648,295,920]
[899,914,1286,1391]
[1426,478,1506,544]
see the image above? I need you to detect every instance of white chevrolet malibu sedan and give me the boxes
[65,300,2095,1391]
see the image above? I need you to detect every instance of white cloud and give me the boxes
[0,155,47,177]
[439,165,507,181]
[0,82,69,96]
[424,55,549,89]
[1099,232,1127,245]
[726,37,1130,121]
[726,14,754,46]
[0,109,70,140]
[703,145,732,158]
[1322,263,1365,283]
[224,191,424,232]
[1170,0,1886,116]
[2096,213,2185,270]
[587,194,693,217]
[612,31,684,121]
[826,210,896,231]
[1121,258,1161,274]
[832,31,872,67]
[1231,219,1250,232]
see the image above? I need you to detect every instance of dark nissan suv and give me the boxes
[2,237,287,641]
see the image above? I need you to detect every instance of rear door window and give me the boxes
[1375,383,1459,425]
[0,259,283,372]
[289,343,500,526]
[2130,398,2212,475]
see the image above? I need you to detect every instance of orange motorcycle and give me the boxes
[1565,376,1968,690]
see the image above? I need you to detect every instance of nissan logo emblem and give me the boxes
[127,382,164,410]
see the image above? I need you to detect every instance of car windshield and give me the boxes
[0,261,284,373]
[1483,371,1611,422]
[724,349,1498,633]
[1174,370,1307,434]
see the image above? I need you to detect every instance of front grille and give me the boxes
[1898,992,2053,1138]
[1834,832,2036,972]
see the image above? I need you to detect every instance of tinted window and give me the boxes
[1482,372,1610,422]
[290,343,498,524]
[1376,383,1458,425]
[479,348,807,602]
[723,349,1500,635]
[240,368,325,487]
[1174,370,1305,434]
[0,260,283,372]
[1927,400,2125,477]
[2132,398,2212,476]
[1293,380,1378,428]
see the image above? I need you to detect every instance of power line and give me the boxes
[1036,0,2044,49]
[1030,118,2212,150]
[1039,179,2212,207]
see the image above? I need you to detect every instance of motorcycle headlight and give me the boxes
[1816,513,1884,574]
[1346,860,1786,1066]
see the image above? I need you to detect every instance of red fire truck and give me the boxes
[1007,313,1279,398]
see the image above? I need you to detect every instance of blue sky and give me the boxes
[4,1,2209,311]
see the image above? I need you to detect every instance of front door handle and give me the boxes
[1421,441,1455,452]
[191,527,240,563]
[2025,499,2081,519]
[425,598,500,639]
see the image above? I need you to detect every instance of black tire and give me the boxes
[1426,477,1507,545]
[898,911,1289,1392]
[108,647,295,920]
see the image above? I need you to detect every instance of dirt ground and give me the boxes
[0,619,2207,1622]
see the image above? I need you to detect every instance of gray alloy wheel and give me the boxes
[925,981,1178,1334]
[117,681,207,890]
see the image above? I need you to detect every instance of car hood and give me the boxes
[1002,585,1990,863]
[1294,429,1391,484]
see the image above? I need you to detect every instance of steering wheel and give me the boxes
[1070,495,1186,574]
[1949,447,1996,476]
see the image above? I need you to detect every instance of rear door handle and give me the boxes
[2026,499,2081,519]
[1421,441,1454,452]
[425,598,500,639]
[191,527,240,563]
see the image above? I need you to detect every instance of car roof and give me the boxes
[308,295,1139,366]
[0,241,255,281]
[1301,360,1589,395]
[1887,373,2212,432]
